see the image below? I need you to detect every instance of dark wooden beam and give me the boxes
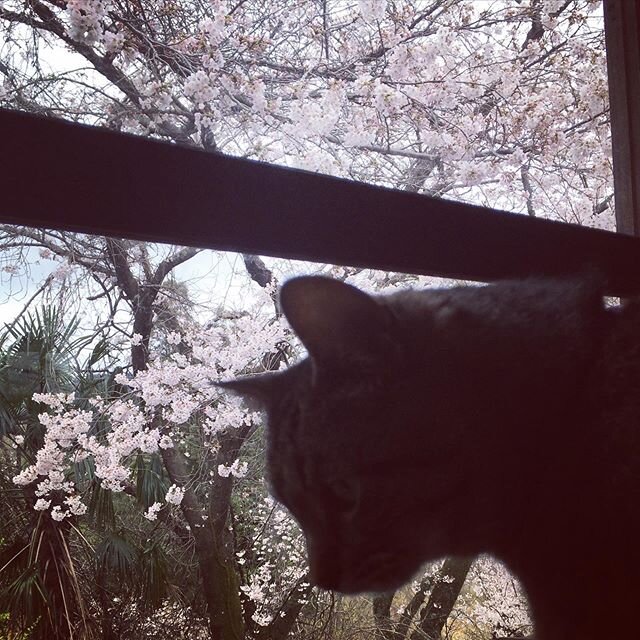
[2,109,640,295]
[604,0,640,235]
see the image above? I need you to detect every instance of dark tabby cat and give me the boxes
[220,274,640,640]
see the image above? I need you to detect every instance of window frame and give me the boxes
[0,1,638,293]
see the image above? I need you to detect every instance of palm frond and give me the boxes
[135,454,169,508]
[87,481,116,531]
[94,533,138,579]
[1,565,48,631]
[85,337,110,369]
[139,542,169,612]
[0,388,18,437]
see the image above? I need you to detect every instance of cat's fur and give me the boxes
[221,275,640,640]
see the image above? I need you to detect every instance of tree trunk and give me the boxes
[373,591,396,640]
[394,573,436,640]
[409,556,473,640]
[108,239,245,637]
[255,577,313,640]
[161,442,245,640]
[199,544,245,640]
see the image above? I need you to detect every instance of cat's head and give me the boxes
[220,276,473,593]
[221,273,607,593]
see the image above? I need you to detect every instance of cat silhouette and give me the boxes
[221,275,640,640]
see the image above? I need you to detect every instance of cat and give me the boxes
[220,274,640,640]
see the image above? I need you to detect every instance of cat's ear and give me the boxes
[216,373,279,405]
[280,276,389,363]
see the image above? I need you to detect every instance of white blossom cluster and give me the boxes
[357,0,387,22]
[13,313,287,521]
[144,502,163,521]
[66,0,109,43]
[165,484,185,505]
[200,0,227,46]
[217,459,248,478]
[460,556,532,635]
[237,496,308,625]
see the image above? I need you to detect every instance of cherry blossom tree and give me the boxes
[0,0,613,638]
[0,236,297,638]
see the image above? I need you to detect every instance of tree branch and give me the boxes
[105,238,139,301]
[520,163,536,217]
[151,246,201,287]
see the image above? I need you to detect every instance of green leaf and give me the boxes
[87,481,116,531]
[86,337,110,369]
[95,533,138,579]
[139,542,169,611]
[135,454,169,508]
